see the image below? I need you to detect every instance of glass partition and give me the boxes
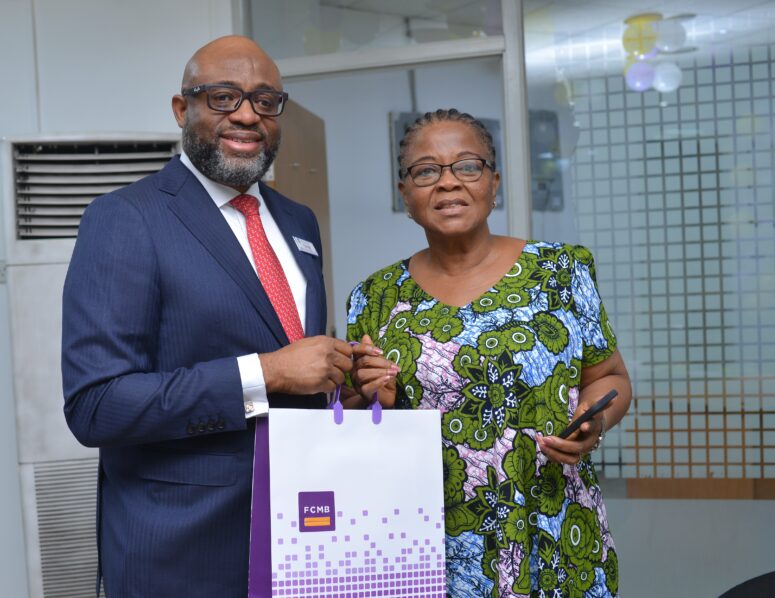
[524,1,775,494]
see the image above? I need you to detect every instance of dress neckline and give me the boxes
[400,240,533,309]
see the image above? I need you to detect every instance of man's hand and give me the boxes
[260,336,354,395]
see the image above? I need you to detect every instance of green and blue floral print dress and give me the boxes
[346,241,619,598]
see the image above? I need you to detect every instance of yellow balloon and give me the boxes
[622,22,657,56]
[624,12,662,26]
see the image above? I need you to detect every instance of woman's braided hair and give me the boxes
[397,108,496,179]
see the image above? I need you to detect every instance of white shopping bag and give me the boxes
[267,401,446,597]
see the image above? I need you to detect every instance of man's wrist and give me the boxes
[258,351,281,394]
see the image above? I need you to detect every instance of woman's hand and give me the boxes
[536,402,608,465]
[348,334,399,408]
[536,350,631,465]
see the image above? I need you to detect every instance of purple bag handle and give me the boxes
[329,384,382,425]
[330,340,382,424]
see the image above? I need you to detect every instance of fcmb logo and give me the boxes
[298,491,336,532]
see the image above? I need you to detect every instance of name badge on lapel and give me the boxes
[293,236,319,256]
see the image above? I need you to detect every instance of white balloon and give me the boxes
[654,19,686,52]
[653,62,683,93]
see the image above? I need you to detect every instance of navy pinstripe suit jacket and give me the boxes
[62,156,327,597]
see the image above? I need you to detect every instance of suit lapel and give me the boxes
[160,159,289,346]
[259,182,325,336]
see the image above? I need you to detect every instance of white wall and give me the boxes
[33,0,233,135]
[0,2,45,595]
[286,57,508,336]
[0,1,234,594]
[607,498,775,597]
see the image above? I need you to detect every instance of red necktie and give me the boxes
[230,193,304,343]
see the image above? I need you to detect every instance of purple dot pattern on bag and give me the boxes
[270,506,446,596]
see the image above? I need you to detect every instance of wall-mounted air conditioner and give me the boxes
[2,134,180,597]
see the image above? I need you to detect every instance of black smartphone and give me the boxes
[557,389,618,439]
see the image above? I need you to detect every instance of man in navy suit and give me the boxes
[62,36,370,596]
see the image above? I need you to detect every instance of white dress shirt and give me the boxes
[180,152,307,418]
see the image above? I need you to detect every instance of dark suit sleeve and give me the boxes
[62,194,247,448]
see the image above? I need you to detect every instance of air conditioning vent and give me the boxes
[14,140,178,240]
[32,459,99,598]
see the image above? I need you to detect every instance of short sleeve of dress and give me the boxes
[346,261,405,345]
[570,245,618,367]
[346,279,374,343]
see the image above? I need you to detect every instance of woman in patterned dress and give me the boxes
[345,109,632,597]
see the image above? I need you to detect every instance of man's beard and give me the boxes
[183,125,280,190]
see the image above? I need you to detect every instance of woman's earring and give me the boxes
[491,200,497,209]
[407,211,414,219]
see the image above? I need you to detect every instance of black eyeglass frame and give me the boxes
[181,84,289,116]
[401,158,496,187]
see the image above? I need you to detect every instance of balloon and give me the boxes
[653,62,683,93]
[622,22,657,56]
[654,19,687,52]
[625,61,655,92]
[625,12,662,25]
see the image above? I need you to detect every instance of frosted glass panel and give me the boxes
[526,3,775,481]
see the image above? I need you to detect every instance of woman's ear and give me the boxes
[491,169,501,202]
[398,180,413,218]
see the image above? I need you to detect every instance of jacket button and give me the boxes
[186,424,196,435]
[216,418,226,430]
[207,419,216,431]
[198,423,207,434]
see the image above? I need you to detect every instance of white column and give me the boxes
[500,0,533,238]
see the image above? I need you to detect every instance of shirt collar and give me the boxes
[180,151,262,208]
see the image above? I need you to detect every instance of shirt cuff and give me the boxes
[237,353,269,419]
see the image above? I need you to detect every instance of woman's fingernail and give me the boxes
[372,347,383,355]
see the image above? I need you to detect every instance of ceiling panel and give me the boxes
[321,0,501,27]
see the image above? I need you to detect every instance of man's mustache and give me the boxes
[220,125,266,140]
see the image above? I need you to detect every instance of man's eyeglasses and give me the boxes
[402,158,494,187]
[181,84,288,116]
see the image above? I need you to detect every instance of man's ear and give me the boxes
[171,95,187,129]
